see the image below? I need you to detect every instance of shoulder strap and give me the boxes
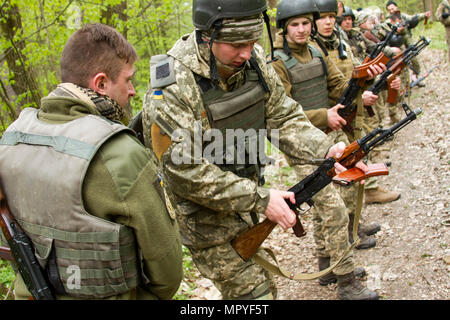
[308,44,328,77]
[274,49,299,70]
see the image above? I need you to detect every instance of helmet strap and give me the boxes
[208,19,223,86]
[262,11,276,62]
[282,35,292,57]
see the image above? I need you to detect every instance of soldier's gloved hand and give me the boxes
[443,12,449,19]
[265,189,297,230]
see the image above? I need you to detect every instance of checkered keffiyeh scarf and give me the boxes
[48,83,124,122]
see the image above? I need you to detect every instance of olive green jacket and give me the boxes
[272,31,349,129]
[13,95,183,300]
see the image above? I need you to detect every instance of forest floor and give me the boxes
[185,48,449,301]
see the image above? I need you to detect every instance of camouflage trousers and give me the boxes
[293,165,354,276]
[292,129,355,276]
[360,91,391,191]
[189,243,277,299]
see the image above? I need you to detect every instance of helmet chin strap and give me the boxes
[262,10,276,63]
[208,19,223,87]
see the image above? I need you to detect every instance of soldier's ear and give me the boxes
[89,73,109,95]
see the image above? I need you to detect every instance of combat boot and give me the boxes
[317,256,366,286]
[359,223,381,236]
[337,272,379,300]
[348,215,376,250]
[365,186,401,204]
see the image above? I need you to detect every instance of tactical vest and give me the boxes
[150,53,270,185]
[327,46,354,79]
[0,108,140,299]
[196,58,270,185]
[274,46,329,111]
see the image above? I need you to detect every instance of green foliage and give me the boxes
[0,0,194,133]
[0,259,15,300]
[173,246,198,300]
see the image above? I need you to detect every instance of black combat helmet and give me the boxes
[276,0,320,29]
[193,0,267,30]
[314,0,338,14]
[342,5,355,20]
[192,0,275,86]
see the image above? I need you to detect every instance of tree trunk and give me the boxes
[423,0,435,21]
[101,1,128,38]
[101,1,133,121]
[0,3,42,112]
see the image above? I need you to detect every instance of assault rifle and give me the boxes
[232,104,422,261]
[326,25,398,134]
[367,37,430,104]
[410,65,439,89]
[0,185,55,300]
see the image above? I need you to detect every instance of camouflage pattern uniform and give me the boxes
[311,29,380,246]
[372,22,409,125]
[387,11,429,76]
[436,0,450,62]
[272,29,358,273]
[141,22,356,298]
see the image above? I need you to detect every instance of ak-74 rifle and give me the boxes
[326,25,399,135]
[410,64,439,89]
[0,185,55,300]
[232,103,422,261]
[367,37,430,104]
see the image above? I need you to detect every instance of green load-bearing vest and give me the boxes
[275,45,328,111]
[0,108,140,299]
[197,62,270,184]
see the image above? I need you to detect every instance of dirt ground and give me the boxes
[189,48,449,300]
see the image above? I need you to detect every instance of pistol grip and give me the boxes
[292,216,307,238]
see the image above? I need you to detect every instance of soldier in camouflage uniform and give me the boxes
[436,0,450,62]
[142,0,378,300]
[386,0,432,83]
[272,1,385,291]
[371,15,411,127]
[341,8,401,161]
[312,0,402,207]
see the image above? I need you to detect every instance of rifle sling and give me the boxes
[252,239,359,281]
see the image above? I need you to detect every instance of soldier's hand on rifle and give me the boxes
[366,62,386,80]
[362,90,379,106]
[327,104,347,131]
[391,46,402,55]
[265,190,297,230]
[326,142,369,184]
[390,76,401,91]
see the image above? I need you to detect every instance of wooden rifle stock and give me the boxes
[0,246,13,261]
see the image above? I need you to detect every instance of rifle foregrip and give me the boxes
[387,87,399,104]
[332,163,389,185]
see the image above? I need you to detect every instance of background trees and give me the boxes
[0,0,443,134]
